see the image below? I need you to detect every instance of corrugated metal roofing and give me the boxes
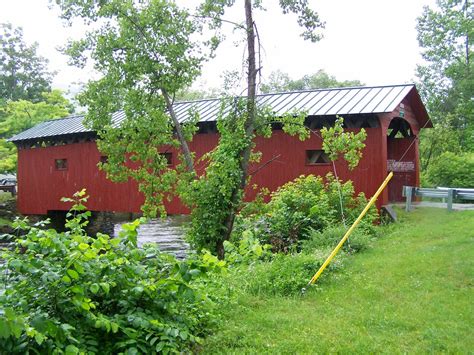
[9,84,415,142]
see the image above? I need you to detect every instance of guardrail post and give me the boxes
[447,189,453,212]
[405,186,413,212]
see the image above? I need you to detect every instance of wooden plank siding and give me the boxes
[17,126,387,215]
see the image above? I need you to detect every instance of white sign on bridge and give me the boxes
[388,159,415,172]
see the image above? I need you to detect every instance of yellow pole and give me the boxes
[308,171,393,285]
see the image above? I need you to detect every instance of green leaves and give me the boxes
[0,190,223,353]
[89,283,100,294]
[425,151,474,187]
[233,173,377,252]
[0,89,72,173]
[416,0,473,154]
[78,243,89,251]
[67,269,79,280]
[261,69,364,94]
[0,308,25,340]
[100,282,110,295]
[278,0,325,42]
[0,23,54,102]
[321,116,367,170]
[53,0,215,218]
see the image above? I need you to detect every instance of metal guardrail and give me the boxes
[403,186,474,211]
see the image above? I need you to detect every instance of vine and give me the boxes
[182,98,309,258]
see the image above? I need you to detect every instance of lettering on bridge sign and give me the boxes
[387,159,415,172]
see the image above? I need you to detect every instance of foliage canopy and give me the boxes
[261,69,363,93]
[0,23,54,103]
[0,190,224,353]
[416,0,473,170]
[0,90,73,173]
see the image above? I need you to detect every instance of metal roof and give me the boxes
[9,84,417,142]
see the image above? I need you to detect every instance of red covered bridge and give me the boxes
[10,84,431,216]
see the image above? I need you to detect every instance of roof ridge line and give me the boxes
[174,83,415,104]
[255,83,414,97]
[40,113,86,124]
[39,84,416,116]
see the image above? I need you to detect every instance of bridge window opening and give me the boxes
[55,158,68,171]
[388,118,413,138]
[197,122,218,134]
[305,114,380,130]
[160,152,172,165]
[306,150,330,165]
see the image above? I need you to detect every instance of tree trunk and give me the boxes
[221,0,258,246]
[162,88,195,174]
[216,239,225,260]
[465,0,469,70]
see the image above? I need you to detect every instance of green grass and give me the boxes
[0,191,14,203]
[203,208,474,353]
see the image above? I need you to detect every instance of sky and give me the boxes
[0,0,438,96]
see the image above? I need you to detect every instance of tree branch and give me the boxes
[191,14,247,31]
[249,154,281,175]
[115,8,196,174]
[162,88,195,174]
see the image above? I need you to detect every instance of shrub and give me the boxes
[301,225,373,254]
[224,230,272,265]
[234,173,378,252]
[0,191,224,354]
[425,152,474,188]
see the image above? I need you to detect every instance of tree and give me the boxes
[55,0,216,217]
[175,87,220,101]
[261,69,364,93]
[425,151,474,187]
[416,0,473,170]
[0,90,73,172]
[0,23,54,103]
[201,0,324,257]
[55,1,353,258]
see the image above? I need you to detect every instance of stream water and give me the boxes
[113,215,190,259]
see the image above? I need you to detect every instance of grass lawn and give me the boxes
[203,208,474,353]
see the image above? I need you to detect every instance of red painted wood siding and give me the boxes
[386,137,418,202]
[17,126,388,215]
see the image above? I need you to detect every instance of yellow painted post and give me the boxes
[308,171,394,285]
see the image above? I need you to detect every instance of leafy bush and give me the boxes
[0,191,224,354]
[425,152,474,188]
[301,225,373,254]
[234,173,378,252]
[224,230,272,265]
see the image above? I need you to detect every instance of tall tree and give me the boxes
[0,23,54,103]
[416,0,473,168]
[218,0,323,249]
[54,0,324,257]
[261,69,363,93]
[54,0,217,217]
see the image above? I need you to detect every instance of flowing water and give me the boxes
[113,215,190,259]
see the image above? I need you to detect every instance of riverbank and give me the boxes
[202,208,474,353]
[0,192,190,258]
